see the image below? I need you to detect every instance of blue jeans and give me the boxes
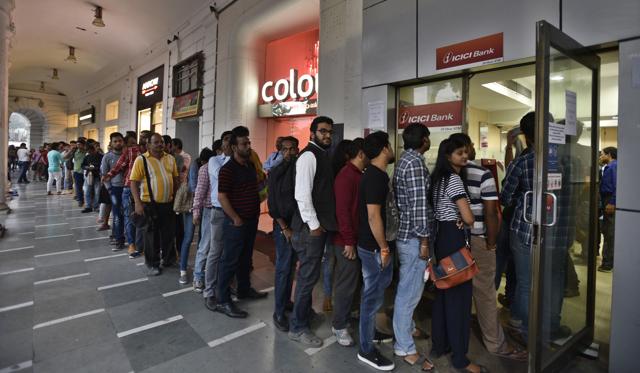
[193,208,213,280]
[511,231,531,332]
[179,212,195,272]
[322,242,335,297]
[122,187,141,248]
[203,208,226,298]
[273,222,296,318]
[73,172,84,203]
[393,238,427,355]
[359,247,393,354]
[109,187,125,243]
[83,179,101,210]
[18,161,29,182]
[216,217,258,304]
[495,221,516,304]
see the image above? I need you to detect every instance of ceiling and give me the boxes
[9,0,210,97]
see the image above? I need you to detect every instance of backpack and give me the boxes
[267,158,297,223]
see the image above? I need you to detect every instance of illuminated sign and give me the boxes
[261,69,317,103]
[436,33,503,70]
[141,77,160,97]
[78,106,95,126]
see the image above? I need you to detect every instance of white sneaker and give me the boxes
[332,327,355,346]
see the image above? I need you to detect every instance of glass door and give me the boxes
[529,20,600,372]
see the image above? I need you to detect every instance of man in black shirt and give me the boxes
[357,131,396,371]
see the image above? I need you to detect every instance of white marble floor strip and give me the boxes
[33,308,105,330]
[116,315,184,338]
[208,322,267,348]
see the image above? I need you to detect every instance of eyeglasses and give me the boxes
[317,129,334,135]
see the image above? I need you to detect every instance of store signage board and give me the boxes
[141,77,160,97]
[258,99,317,118]
[398,101,463,131]
[436,33,504,71]
[172,90,202,119]
[261,69,318,103]
[78,106,95,126]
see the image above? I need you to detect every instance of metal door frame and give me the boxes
[530,20,600,372]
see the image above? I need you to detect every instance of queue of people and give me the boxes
[11,110,616,373]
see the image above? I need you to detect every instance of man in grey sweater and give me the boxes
[101,132,126,251]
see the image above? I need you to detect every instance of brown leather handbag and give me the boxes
[429,232,479,289]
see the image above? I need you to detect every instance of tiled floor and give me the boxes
[0,179,609,372]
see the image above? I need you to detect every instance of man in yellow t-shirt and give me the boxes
[130,133,180,275]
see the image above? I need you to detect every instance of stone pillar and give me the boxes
[0,0,15,210]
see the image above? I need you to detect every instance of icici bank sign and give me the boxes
[261,68,318,103]
[436,33,503,70]
[398,101,463,130]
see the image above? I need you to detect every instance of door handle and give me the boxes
[523,191,533,224]
[543,192,558,227]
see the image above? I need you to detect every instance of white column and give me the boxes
[0,0,15,210]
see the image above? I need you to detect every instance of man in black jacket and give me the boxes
[267,136,300,332]
[289,116,338,347]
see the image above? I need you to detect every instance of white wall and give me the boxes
[8,88,68,146]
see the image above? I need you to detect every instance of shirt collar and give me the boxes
[309,141,326,152]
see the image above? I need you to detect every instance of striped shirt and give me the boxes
[129,152,179,203]
[192,164,213,221]
[463,161,498,236]
[433,173,469,222]
[218,157,260,220]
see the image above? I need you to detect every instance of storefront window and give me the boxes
[105,100,119,121]
[397,78,463,169]
[172,52,203,97]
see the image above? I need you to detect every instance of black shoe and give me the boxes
[215,302,248,318]
[372,330,394,343]
[81,207,93,213]
[237,287,268,300]
[147,267,161,276]
[498,293,511,309]
[112,242,125,252]
[285,301,294,312]
[273,313,289,332]
[357,348,395,371]
[205,296,217,312]
[597,265,612,273]
[551,325,572,340]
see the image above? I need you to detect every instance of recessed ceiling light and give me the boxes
[550,75,564,81]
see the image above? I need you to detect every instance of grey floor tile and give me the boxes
[0,255,35,273]
[33,262,89,282]
[107,296,176,333]
[33,251,84,268]
[0,329,33,370]
[99,279,158,308]
[33,312,117,362]
[119,319,206,372]
[33,289,105,324]
[34,339,132,373]
[0,303,34,335]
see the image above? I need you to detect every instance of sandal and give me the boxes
[400,354,435,372]
[492,346,527,361]
[457,363,489,373]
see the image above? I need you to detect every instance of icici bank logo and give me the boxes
[443,52,453,64]
[400,112,409,123]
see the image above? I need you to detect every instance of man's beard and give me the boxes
[313,134,331,149]
[388,155,396,165]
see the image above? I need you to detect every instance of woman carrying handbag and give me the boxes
[429,137,488,373]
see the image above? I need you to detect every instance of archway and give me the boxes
[8,112,31,148]
[7,99,48,149]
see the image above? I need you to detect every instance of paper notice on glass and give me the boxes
[367,101,385,129]
[548,173,562,190]
[564,90,577,136]
[549,122,566,144]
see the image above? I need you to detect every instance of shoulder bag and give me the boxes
[429,228,479,289]
[132,156,159,228]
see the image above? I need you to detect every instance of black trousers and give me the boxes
[331,244,361,330]
[431,221,472,369]
[601,195,615,268]
[142,202,176,268]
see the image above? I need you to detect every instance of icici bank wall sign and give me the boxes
[261,68,318,103]
[398,101,463,130]
[436,33,503,70]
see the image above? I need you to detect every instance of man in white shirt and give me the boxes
[288,116,338,347]
[203,131,232,311]
[263,136,284,173]
[17,143,30,183]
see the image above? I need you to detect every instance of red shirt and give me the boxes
[107,146,141,187]
[333,162,363,246]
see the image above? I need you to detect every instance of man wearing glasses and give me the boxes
[289,116,338,347]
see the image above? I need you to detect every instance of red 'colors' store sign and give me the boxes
[398,101,463,130]
[436,33,504,70]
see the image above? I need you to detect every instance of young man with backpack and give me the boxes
[267,136,300,331]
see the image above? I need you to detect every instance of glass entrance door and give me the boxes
[529,20,600,372]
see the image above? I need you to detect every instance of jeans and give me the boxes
[322,242,335,297]
[193,208,213,280]
[122,187,139,247]
[64,166,73,190]
[495,222,517,304]
[18,161,29,182]
[109,186,124,243]
[511,231,531,332]
[332,244,361,330]
[290,226,327,333]
[47,171,63,193]
[216,216,258,304]
[203,208,226,298]
[179,212,195,272]
[601,195,615,268]
[142,202,176,268]
[273,223,296,318]
[83,179,101,210]
[392,238,427,355]
[359,247,393,354]
[73,172,84,203]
